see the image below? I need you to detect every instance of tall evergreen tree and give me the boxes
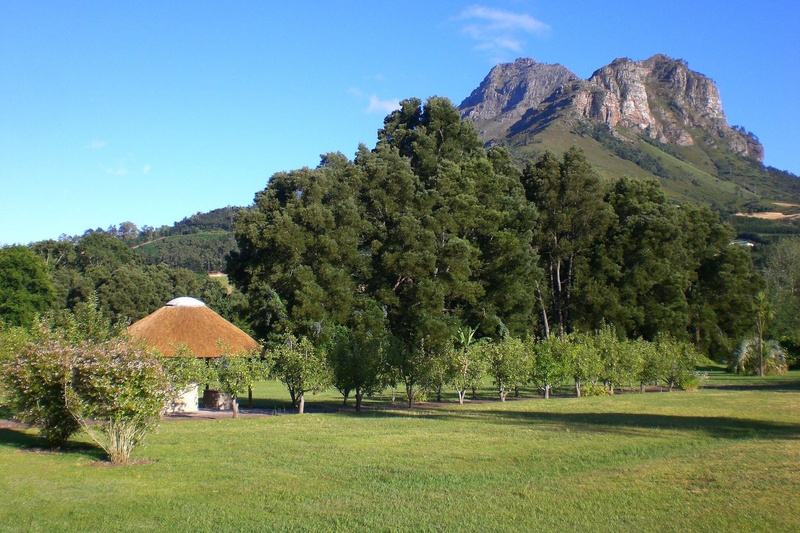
[522,148,612,337]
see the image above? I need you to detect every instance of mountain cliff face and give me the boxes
[460,58,579,138]
[457,54,800,211]
[461,54,763,161]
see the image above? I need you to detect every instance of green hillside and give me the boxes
[132,206,244,273]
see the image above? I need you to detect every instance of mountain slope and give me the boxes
[459,55,800,215]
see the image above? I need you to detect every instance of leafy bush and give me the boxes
[580,382,610,397]
[679,371,708,391]
[1,328,81,448]
[66,338,172,464]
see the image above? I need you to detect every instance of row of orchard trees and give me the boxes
[320,324,701,410]
[228,97,762,387]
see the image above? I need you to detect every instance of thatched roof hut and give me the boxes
[128,297,258,358]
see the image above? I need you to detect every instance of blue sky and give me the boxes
[2,1,799,245]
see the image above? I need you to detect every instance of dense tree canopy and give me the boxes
[0,245,55,328]
[229,97,763,367]
[230,97,537,351]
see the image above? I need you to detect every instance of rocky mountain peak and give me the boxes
[459,58,579,125]
[459,54,764,162]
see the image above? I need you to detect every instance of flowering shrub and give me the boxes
[66,338,172,464]
[1,329,81,448]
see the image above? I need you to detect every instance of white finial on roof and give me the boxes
[166,297,206,307]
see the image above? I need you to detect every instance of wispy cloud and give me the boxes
[86,139,107,149]
[366,95,400,114]
[142,164,151,174]
[459,6,550,59]
[103,166,128,176]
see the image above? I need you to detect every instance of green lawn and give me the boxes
[2,373,799,531]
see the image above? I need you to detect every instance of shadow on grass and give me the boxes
[354,408,800,441]
[0,428,106,460]
[702,380,800,392]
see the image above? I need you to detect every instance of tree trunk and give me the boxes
[390,385,396,404]
[514,386,519,398]
[555,260,565,339]
[248,385,253,408]
[544,384,550,400]
[640,382,646,394]
[457,390,465,405]
[500,387,507,402]
[342,390,350,406]
[355,389,363,412]
[471,386,477,400]
[535,281,550,339]
[436,384,442,402]
[298,392,305,414]
[575,379,581,398]
[406,384,415,408]
[231,397,239,418]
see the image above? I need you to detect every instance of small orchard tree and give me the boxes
[529,336,573,399]
[656,334,701,390]
[1,327,80,448]
[635,338,665,393]
[595,324,642,393]
[386,336,436,408]
[66,338,172,464]
[326,326,386,411]
[568,332,602,397]
[160,345,214,394]
[485,336,528,402]
[271,335,330,414]
[450,326,487,405]
[213,348,271,418]
[427,347,458,403]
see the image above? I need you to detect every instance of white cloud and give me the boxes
[349,87,365,99]
[104,166,128,176]
[366,95,400,114]
[142,164,151,174]
[87,139,107,149]
[459,6,550,59]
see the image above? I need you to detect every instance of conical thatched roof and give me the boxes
[128,297,259,358]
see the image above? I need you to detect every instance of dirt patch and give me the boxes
[734,212,800,220]
[89,458,158,467]
[0,419,29,430]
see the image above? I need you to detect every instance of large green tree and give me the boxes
[360,97,537,348]
[581,178,691,340]
[522,148,612,338]
[229,153,370,342]
[230,97,537,386]
[0,245,55,328]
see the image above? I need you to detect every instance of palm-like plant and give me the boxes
[730,337,787,375]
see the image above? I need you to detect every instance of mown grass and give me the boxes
[2,373,799,531]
